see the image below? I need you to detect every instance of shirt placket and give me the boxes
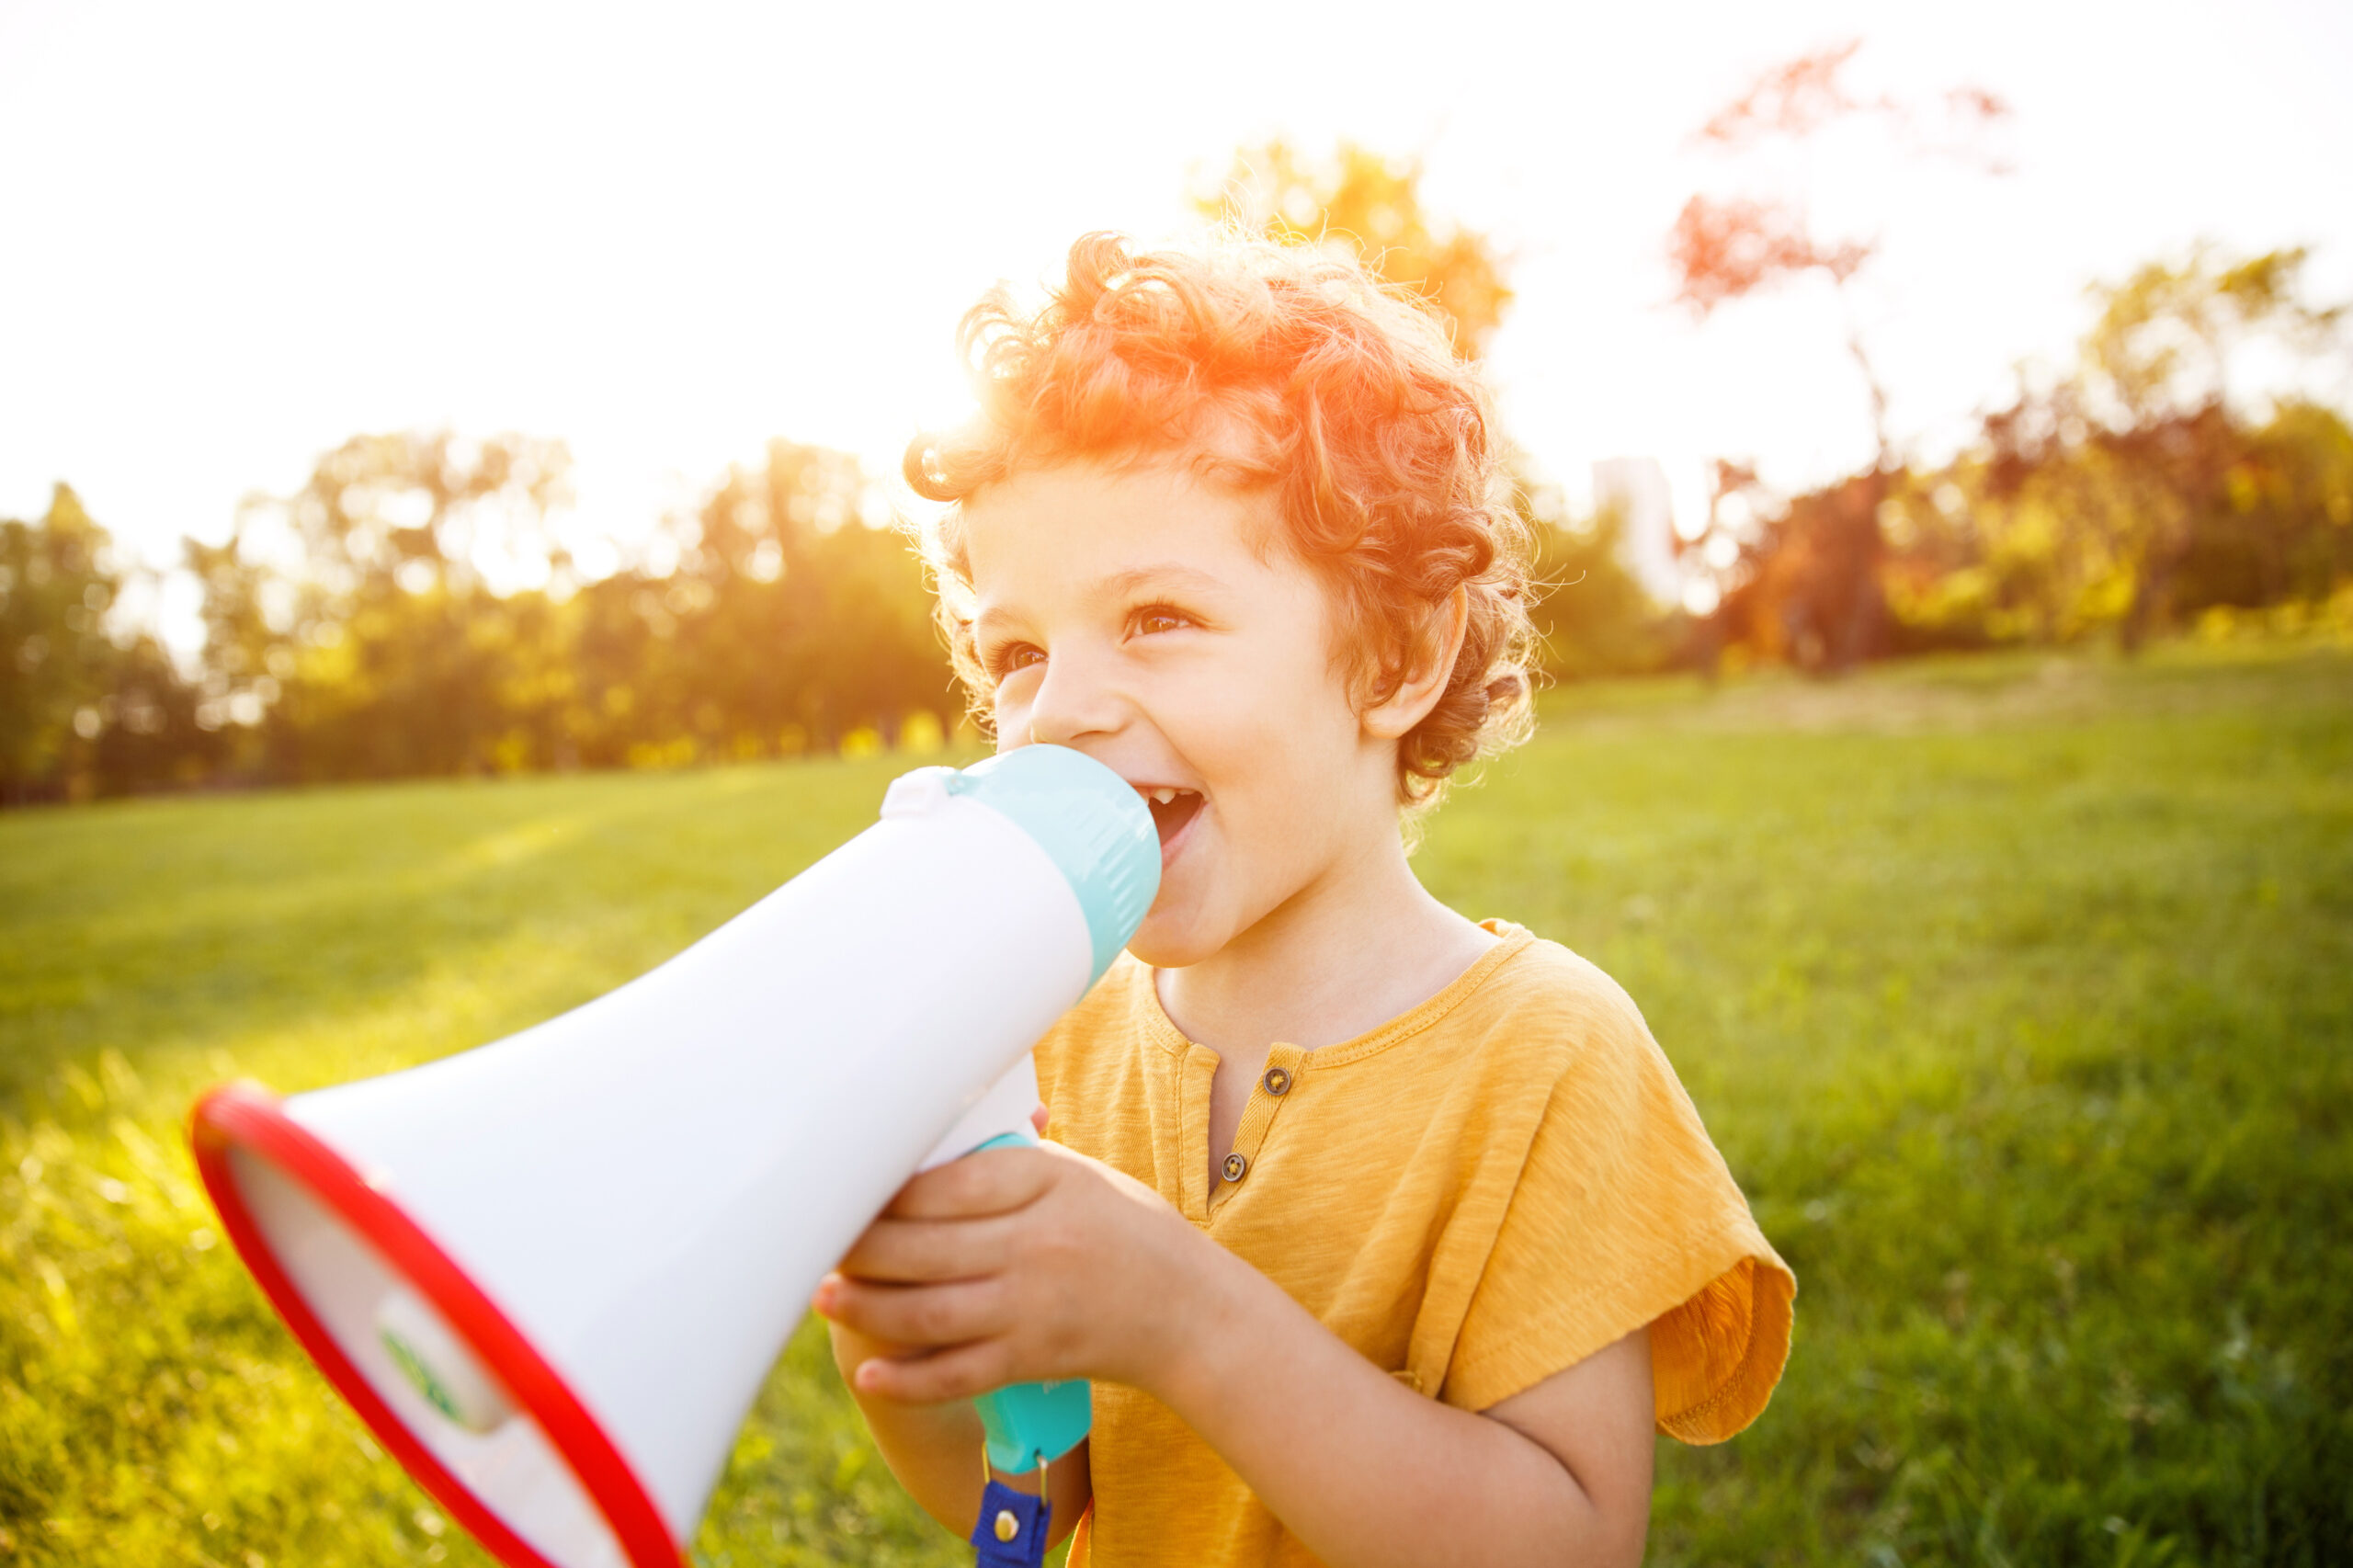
[1207,1041,1309,1218]
[1176,1043,1219,1224]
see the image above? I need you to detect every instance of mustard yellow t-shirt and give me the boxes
[1031,920,1794,1568]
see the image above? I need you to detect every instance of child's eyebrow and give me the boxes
[973,563,1230,639]
[1093,563,1229,599]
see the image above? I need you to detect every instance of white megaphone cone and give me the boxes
[190,744,1160,1568]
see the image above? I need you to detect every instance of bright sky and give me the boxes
[4,0,2348,642]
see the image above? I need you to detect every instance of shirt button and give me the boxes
[1222,1152,1249,1183]
[1261,1066,1291,1096]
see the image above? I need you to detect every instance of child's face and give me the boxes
[963,460,1401,970]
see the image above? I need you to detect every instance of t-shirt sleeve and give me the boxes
[1441,990,1794,1444]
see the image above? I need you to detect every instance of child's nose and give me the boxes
[1020,647,1128,748]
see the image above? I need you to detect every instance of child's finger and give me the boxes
[1029,1102,1050,1136]
[837,1211,1017,1283]
[885,1145,1054,1220]
[854,1337,1016,1405]
[819,1273,1012,1349]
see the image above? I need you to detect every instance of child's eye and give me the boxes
[1130,604,1195,638]
[989,642,1045,678]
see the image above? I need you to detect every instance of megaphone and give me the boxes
[189,744,1160,1568]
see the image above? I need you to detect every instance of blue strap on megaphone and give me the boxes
[971,1474,1051,1567]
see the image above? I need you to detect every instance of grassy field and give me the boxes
[4,641,2349,1566]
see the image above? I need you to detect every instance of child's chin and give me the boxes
[1126,913,1227,971]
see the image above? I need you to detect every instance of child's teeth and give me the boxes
[1151,788,1176,804]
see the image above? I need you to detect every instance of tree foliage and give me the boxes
[561,442,949,767]
[1,436,955,804]
[1199,138,1672,676]
[1671,41,2015,670]
[1699,245,2353,664]
[1,485,118,800]
[1,486,212,803]
[205,433,578,779]
[1514,485,1677,679]
[1670,40,2008,460]
[1194,139,1514,359]
[237,434,949,781]
[2078,244,2346,426]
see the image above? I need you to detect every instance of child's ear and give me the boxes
[1361,586,1471,742]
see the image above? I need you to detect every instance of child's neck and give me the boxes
[1155,825,1496,1062]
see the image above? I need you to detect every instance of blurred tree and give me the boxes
[1669,40,2010,669]
[1704,468,1895,669]
[2079,245,2346,427]
[85,631,216,795]
[0,484,210,803]
[568,440,950,765]
[1200,138,1666,673]
[259,430,576,598]
[1518,476,1676,678]
[202,432,576,778]
[1953,247,2353,650]
[173,428,953,785]
[2072,247,2347,646]
[1,484,121,801]
[1194,139,1514,358]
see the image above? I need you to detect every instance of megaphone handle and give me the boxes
[918,1058,1095,1476]
[965,1130,1095,1475]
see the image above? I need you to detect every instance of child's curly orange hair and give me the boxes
[905,231,1535,812]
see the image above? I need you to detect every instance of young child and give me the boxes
[814,232,1793,1567]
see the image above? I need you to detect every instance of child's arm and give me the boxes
[823,1105,1093,1544]
[817,1142,1655,1568]
[823,1318,1095,1544]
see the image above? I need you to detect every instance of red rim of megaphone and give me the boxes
[191,1082,681,1568]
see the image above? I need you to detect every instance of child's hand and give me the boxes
[814,1138,1213,1404]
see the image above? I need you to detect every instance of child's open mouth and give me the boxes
[1140,786,1204,849]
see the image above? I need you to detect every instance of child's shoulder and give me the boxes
[1457,921,1653,1041]
[1413,921,1670,1094]
[1442,926,1797,1432]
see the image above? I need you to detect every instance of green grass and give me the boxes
[6,642,2350,1565]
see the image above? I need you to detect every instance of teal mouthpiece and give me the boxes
[945,745,1161,983]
